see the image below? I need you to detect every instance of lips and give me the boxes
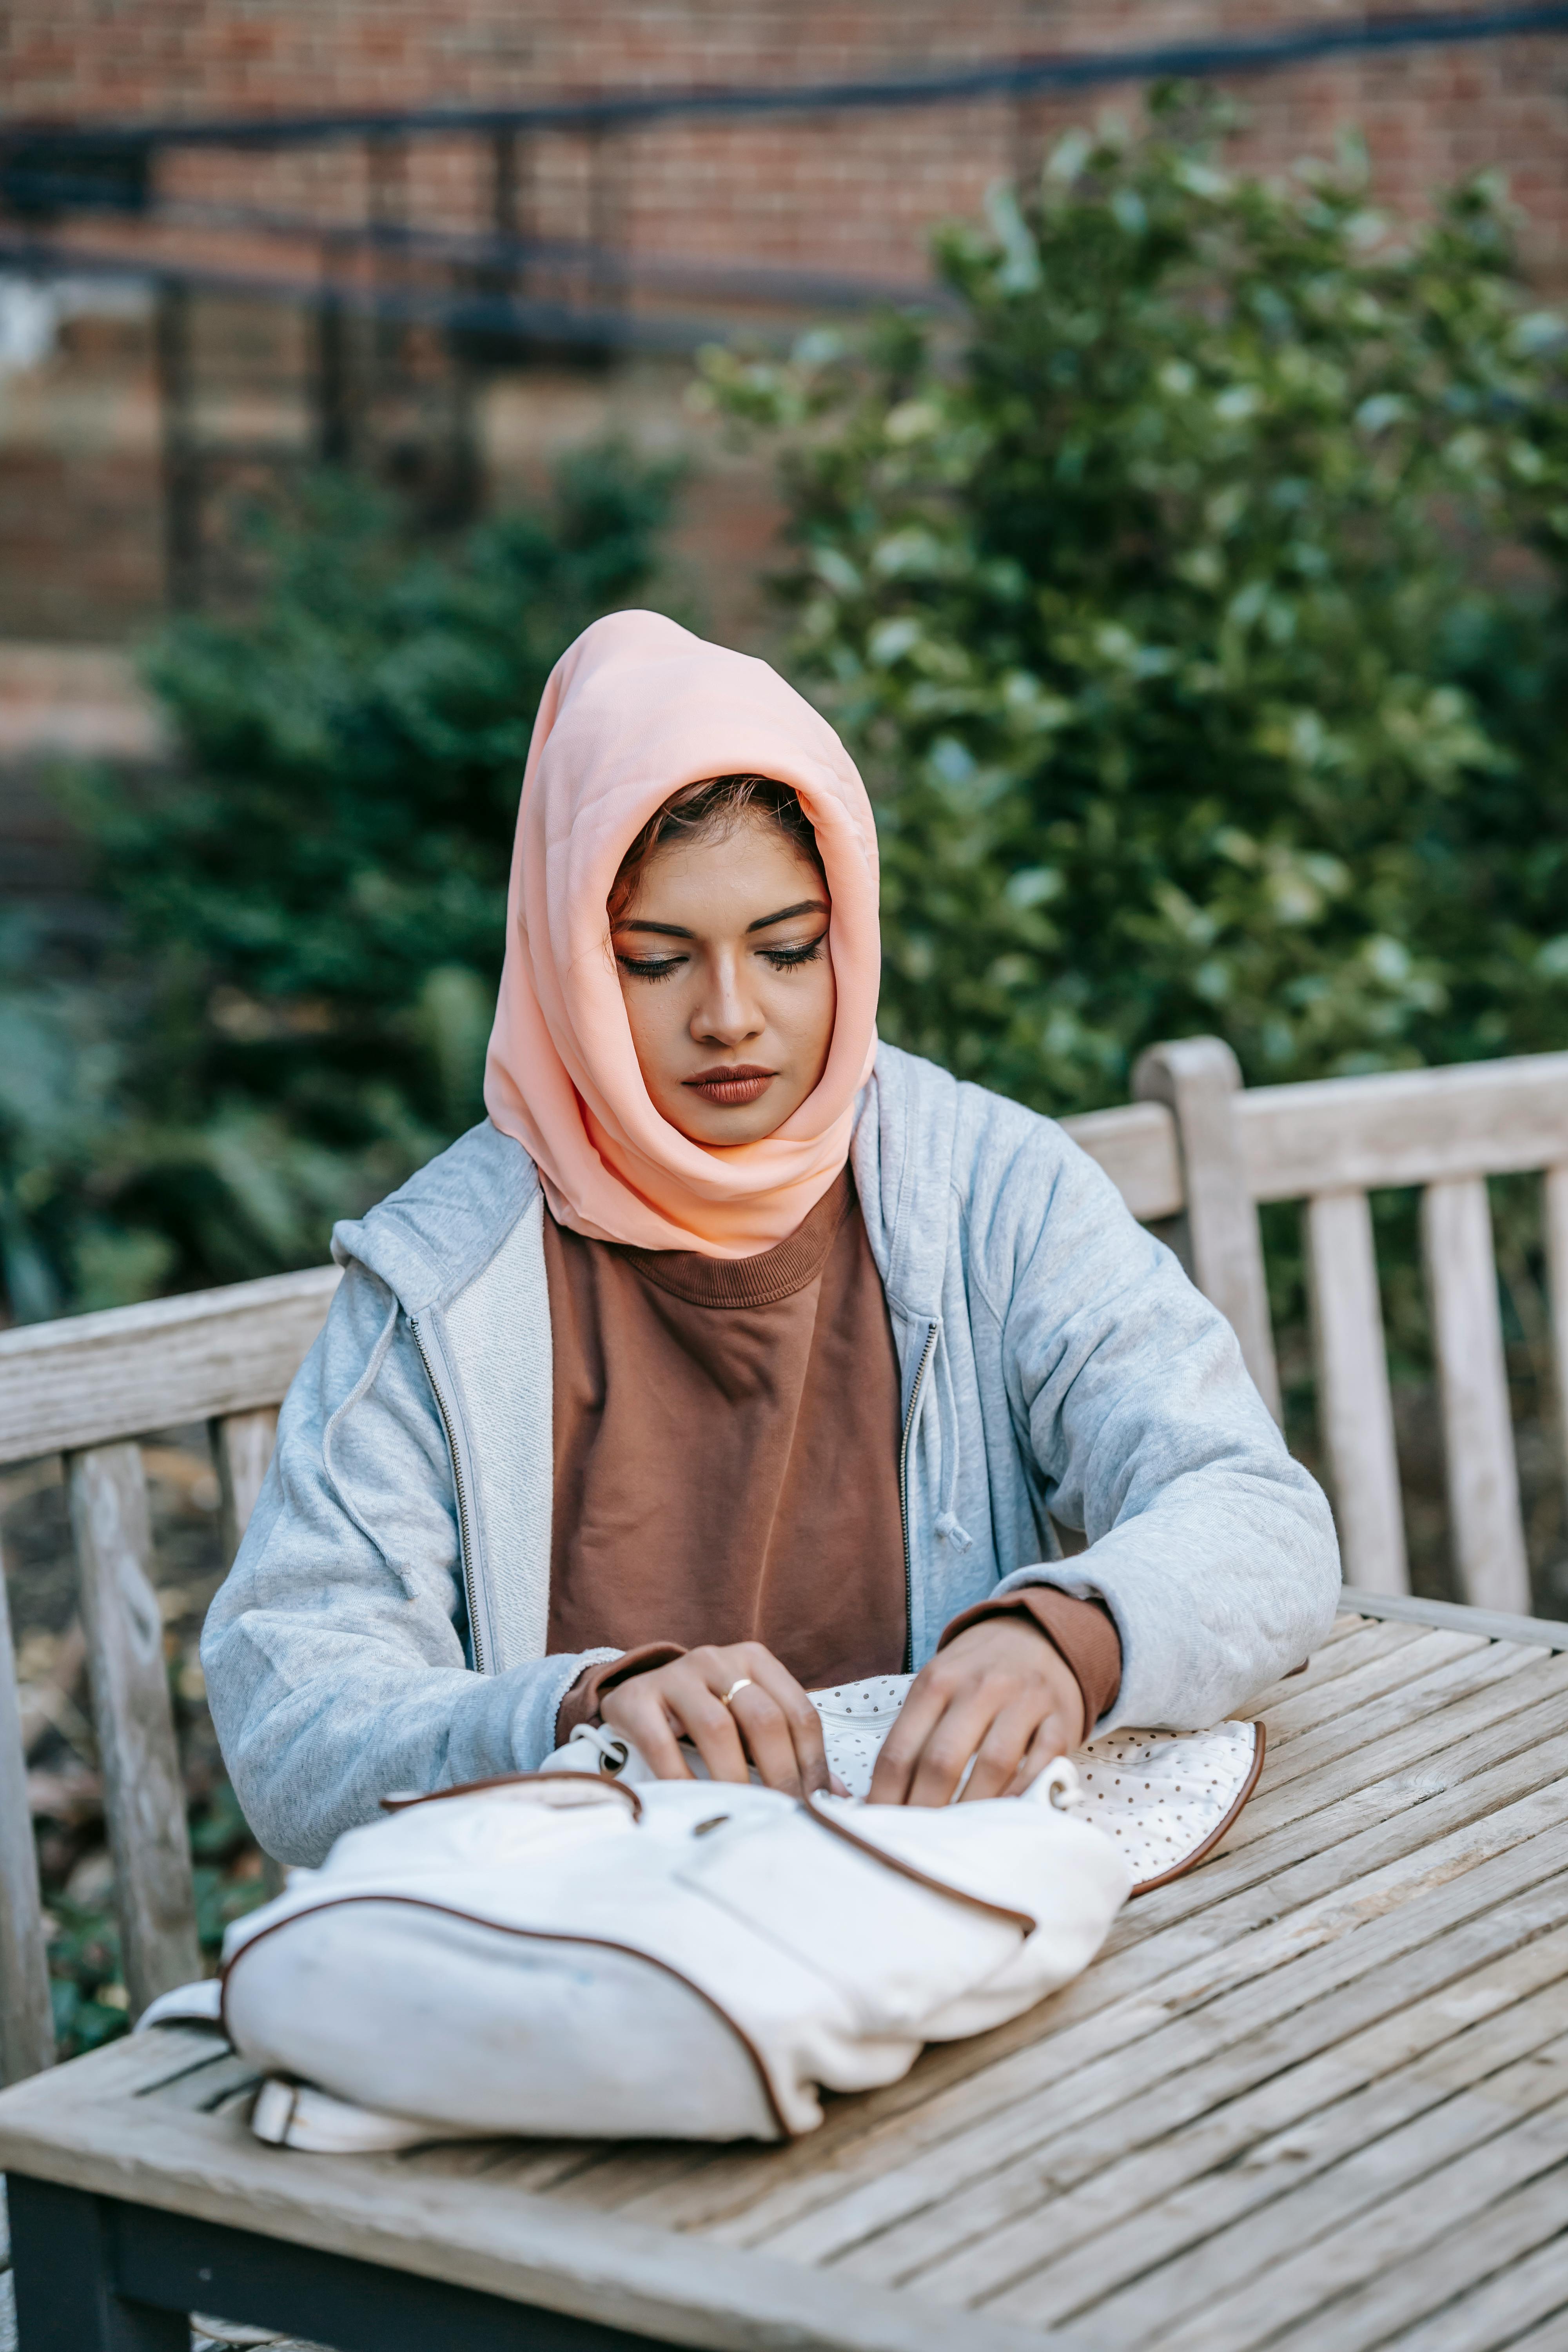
[683,1065,777,1107]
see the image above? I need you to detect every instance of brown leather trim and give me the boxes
[1127,1720,1265,1898]
[800,1797,1038,1935]
[379,1771,642,1821]
[220,1892,789,2139]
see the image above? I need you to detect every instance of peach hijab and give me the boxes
[483,610,880,1257]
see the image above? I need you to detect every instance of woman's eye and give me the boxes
[762,936,827,971]
[615,953,685,982]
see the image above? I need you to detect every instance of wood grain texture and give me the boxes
[1243,2159,1568,2352]
[1421,1176,1531,1613]
[66,1444,200,2016]
[1306,1187,1408,1595]
[1238,1644,1554,1809]
[211,1407,279,1567]
[926,1945,1568,2323]
[907,1990,1568,2320]
[1132,1037,1281,1421]
[1258,1628,1485,1741]
[0,1543,54,2082]
[1057,1100,1183,1222]
[0,1265,338,1465]
[977,1877,1568,2335]
[0,2041,1058,2352]
[1384,2230,1568,2352]
[1137,2092,1568,2352]
[1237,1049,1568,1203]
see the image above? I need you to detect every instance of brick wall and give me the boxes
[8,3,1568,279]
[4,2,1568,658]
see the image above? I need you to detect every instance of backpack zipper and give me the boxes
[411,1315,487,1676]
[898,1320,939,1673]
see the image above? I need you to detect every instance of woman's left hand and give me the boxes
[867,1617,1085,1807]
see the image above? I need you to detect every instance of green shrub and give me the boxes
[701,93,1568,1113]
[2,446,678,1318]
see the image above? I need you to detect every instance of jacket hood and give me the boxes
[331,1118,541,1318]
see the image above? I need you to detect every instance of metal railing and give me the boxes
[3,1,1566,606]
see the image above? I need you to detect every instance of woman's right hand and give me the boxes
[599,1642,835,1798]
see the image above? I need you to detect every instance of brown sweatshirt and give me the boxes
[543,1170,1120,1739]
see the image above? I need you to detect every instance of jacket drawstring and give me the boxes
[920,1320,973,1552]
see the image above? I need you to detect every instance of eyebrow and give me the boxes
[614,898,829,939]
[748,898,829,933]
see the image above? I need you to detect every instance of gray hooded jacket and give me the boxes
[202,1044,1340,1865]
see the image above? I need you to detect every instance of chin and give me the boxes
[666,1099,793,1149]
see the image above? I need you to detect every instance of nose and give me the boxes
[690,947,764,1049]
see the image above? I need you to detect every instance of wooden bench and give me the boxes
[1134,1038,1568,1610]
[0,1265,341,2078]
[0,1042,1566,2348]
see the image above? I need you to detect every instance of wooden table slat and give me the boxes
[1122,1658,1568,1909]
[1240,1639,1550,1798]
[1244,1618,1434,1713]
[1038,2040,1568,2347]
[1385,2236,1568,2352]
[1225,2155,1568,2352]
[912,1937,1568,2321]
[846,2004,1568,2298]
[1259,1629,1488,1742]
[1113,1672,1568,1951]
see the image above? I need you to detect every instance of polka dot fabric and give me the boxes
[1072,1720,1262,1892]
[810,1677,1263,1892]
[810,1677,914,1801]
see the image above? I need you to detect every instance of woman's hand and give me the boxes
[599,1642,836,1798]
[868,1618,1085,1807]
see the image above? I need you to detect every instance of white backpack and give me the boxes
[181,1682,1261,2151]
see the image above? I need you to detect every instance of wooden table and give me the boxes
[4,1598,1568,2352]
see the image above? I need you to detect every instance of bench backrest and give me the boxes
[1135,1038,1568,1615]
[0,1267,341,2080]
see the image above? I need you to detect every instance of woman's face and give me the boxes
[612,813,835,1147]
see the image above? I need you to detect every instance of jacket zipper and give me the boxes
[411,1316,487,1676]
[898,1321,939,1673]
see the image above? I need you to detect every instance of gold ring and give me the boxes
[719,1677,754,1709]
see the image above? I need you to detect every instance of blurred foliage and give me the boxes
[700,91,1568,1111]
[2,445,678,1319]
[45,1776,269,2059]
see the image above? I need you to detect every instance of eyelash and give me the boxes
[615,936,827,984]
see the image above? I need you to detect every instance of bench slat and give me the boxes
[0,1547,54,2082]
[1237,1051,1568,1202]
[1132,1039,1281,1421]
[0,1266,339,1466]
[1305,1188,1408,1595]
[1421,1176,1530,1615]
[66,1444,200,2016]
[1544,1160,1568,1493]
[1058,1100,1183,1223]
[212,1408,279,1567]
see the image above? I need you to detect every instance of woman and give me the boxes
[203,612,1339,1867]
